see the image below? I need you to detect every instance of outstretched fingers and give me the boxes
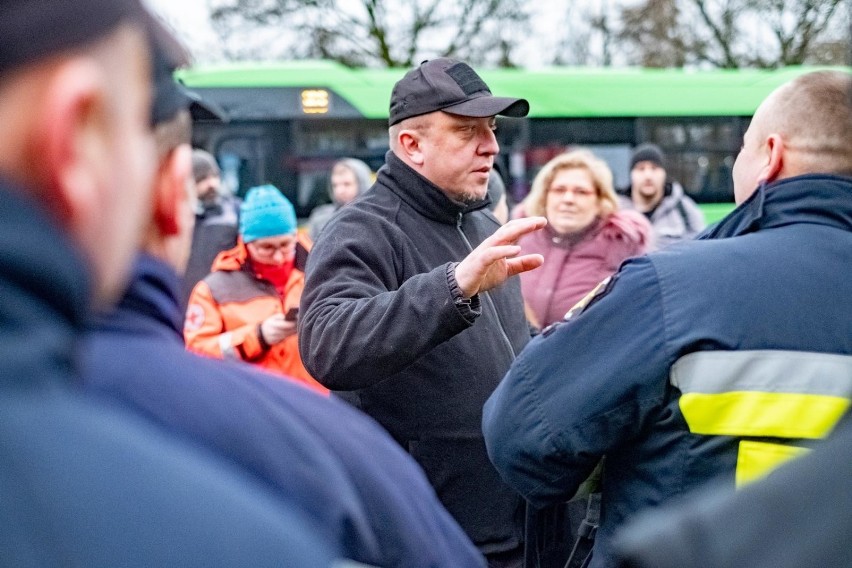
[455,216,547,297]
[474,244,523,268]
[486,216,547,246]
[505,253,544,277]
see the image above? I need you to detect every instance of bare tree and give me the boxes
[616,0,850,68]
[210,0,531,67]
[552,3,619,66]
[753,0,848,66]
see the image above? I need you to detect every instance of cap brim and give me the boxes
[185,89,229,121]
[441,95,529,119]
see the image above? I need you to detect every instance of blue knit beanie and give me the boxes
[239,185,297,243]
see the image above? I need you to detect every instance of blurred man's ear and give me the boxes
[152,143,192,237]
[36,59,110,233]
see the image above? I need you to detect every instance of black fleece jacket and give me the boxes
[299,151,528,554]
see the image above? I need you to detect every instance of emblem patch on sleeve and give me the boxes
[562,276,613,322]
[184,303,205,332]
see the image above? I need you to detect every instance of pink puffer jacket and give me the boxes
[519,210,652,328]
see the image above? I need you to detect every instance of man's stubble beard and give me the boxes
[451,184,489,207]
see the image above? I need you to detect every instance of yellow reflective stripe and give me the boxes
[679,391,850,439]
[736,440,810,487]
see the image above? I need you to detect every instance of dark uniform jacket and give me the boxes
[81,253,483,568]
[300,151,528,554]
[613,409,852,568]
[0,181,333,567]
[484,174,852,567]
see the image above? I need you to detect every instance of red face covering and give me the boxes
[252,256,295,299]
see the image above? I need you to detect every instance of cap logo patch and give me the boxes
[445,63,490,96]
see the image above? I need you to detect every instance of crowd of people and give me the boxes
[2,1,850,567]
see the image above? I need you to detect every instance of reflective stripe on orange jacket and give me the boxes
[184,237,328,395]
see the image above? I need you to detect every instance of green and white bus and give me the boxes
[179,61,845,222]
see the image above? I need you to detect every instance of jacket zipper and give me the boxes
[456,213,517,359]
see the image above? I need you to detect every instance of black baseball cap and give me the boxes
[389,58,529,126]
[0,0,168,76]
[150,35,227,126]
[150,25,192,126]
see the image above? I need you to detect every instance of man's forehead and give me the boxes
[433,112,497,132]
[441,111,496,122]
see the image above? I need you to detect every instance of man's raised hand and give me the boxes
[454,216,547,298]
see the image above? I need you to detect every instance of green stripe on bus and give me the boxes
[178,63,850,120]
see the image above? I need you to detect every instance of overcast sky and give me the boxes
[144,0,221,58]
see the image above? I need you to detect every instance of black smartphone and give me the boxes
[284,307,299,321]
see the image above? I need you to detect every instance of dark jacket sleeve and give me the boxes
[483,256,671,507]
[612,410,852,568]
[298,211,477,391]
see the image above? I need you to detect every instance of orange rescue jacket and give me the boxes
[184,237,328,394]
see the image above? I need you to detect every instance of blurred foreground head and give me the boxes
[142,30,200,274]
[0,0,172,308]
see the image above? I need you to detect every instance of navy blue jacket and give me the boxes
[0,181,334,567]
[484,175,852,567]
[81,253,484,568]
[613,409,852,568]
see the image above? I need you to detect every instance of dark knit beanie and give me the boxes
[630,143,665,170]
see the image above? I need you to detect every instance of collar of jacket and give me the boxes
[379,150,489,224]
[545,216,603,248]
[91,253,184,341]
[702,174,852,240]
[211,238,250,272]
[0,178,90,387]
[648,181,683,216]
[197,201,224,219]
